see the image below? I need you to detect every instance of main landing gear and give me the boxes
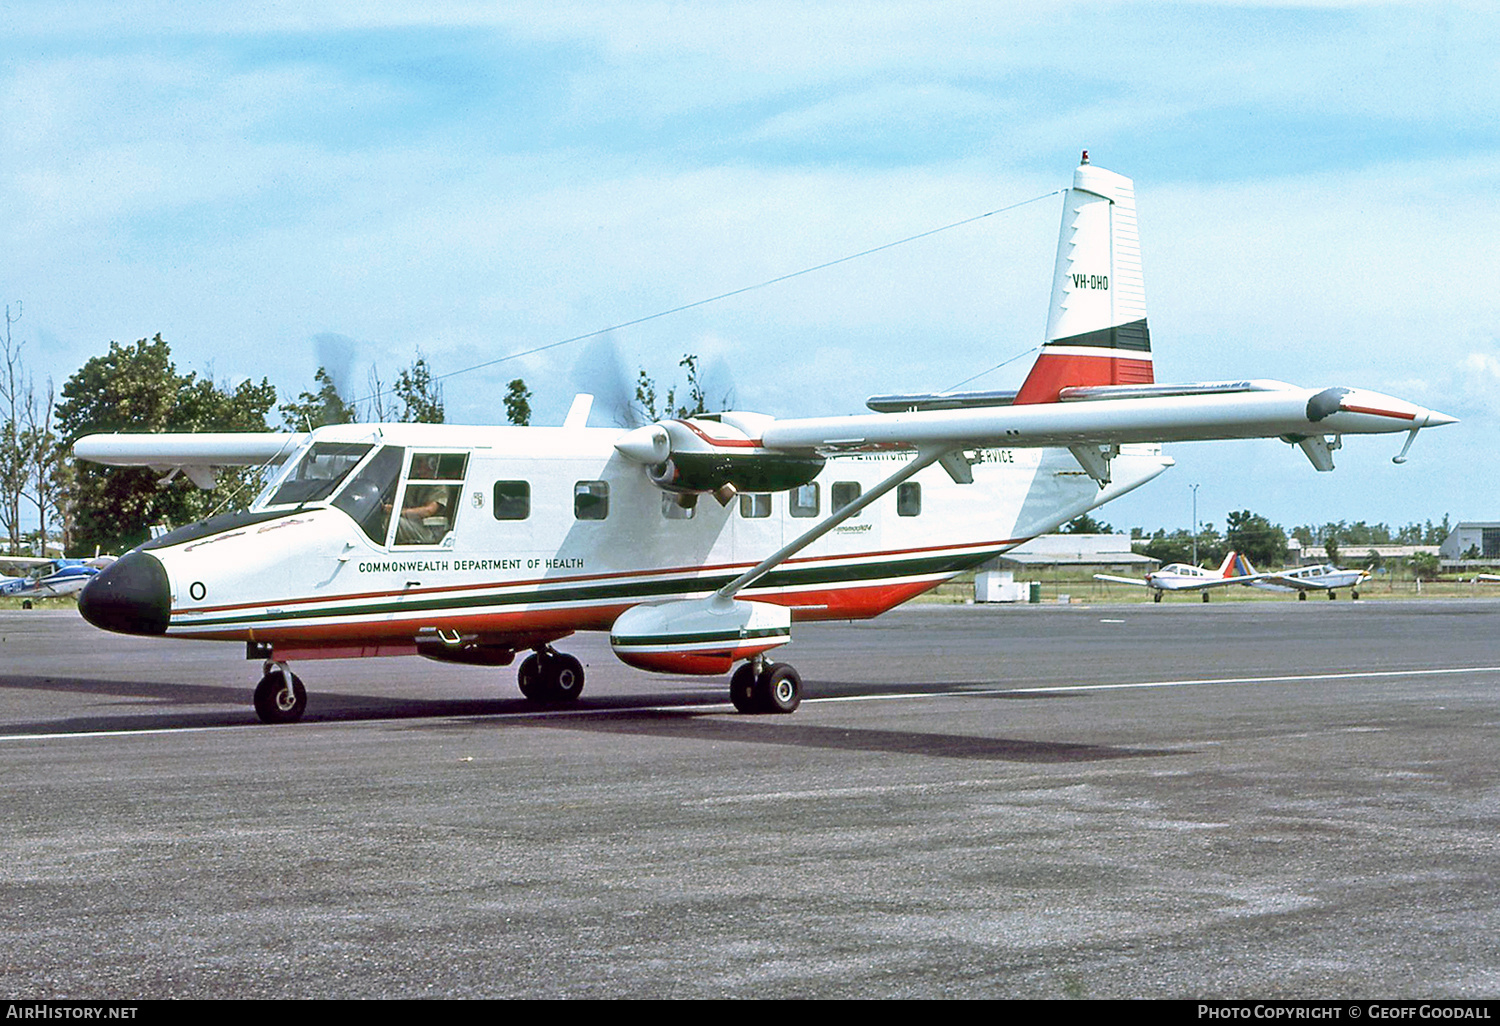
[517,646,585,704]
[254,661,307,724]
[730,657,802,714]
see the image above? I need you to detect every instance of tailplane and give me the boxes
[1015,153,1153,404]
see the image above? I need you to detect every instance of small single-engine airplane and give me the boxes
[0,556,115,607]
[1094,551,1262,603]
[73,155,1456,722]
[1234,556,1372,599]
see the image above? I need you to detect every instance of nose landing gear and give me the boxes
[253,661,307,724]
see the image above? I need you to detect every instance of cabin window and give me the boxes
[739,493,771,519]
[574,480,609,520]
[661,493,695,519]
[492,481,530,520]
[831,481,862,517]
[393,452,468,546]
[332,445,404,544]
[897,482,922,517]
[790,482,819,518]
[270,442,373,506]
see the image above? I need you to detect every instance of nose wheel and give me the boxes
[730,659,802,714]
[517,647,585,703]
[253,662,307,724]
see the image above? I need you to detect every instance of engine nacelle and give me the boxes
[615,414,824,500]
[610,597,792,675]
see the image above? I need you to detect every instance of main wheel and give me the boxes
[1201,592,1210,603]
[517,653,544,700]
[546,653,585,702]
[1351,589,1360,600]
[1152,592,1162,604]
[753,663,802,714]
[730,663,759,713]
[517,651,585,703]
[253,670,307,724]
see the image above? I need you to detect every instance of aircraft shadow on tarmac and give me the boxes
[0,675,1175,762]
[511,712,1176,764]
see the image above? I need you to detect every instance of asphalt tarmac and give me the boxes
[1,599,1497,999]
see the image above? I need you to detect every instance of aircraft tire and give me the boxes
[730,663,758,713]
[20,599,32,610]
[253,670,307,724]
[518,651,584,703]
[517,653,544,700]
[1352,589,1360,600]
[546,653,585,703]
[1298,591,1307,600]
[754,663,802,714]
[1152,592,1162,604]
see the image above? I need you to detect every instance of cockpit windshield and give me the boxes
[265,442,374,506]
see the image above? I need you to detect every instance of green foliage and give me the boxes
[1408,551,1441,581]
[1062,512,1113,534]
[393,356,444,424]
[57,335,276,555]
[1225,509,1287,567]
[279,366,355,431]
[503,379,532,426]
[1293,515,1452,549]
[634,353,712,421]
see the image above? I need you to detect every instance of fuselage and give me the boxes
[80,422,1171,663]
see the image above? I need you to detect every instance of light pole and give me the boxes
[1191,484,1200,566]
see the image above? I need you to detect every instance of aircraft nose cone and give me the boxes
[78,551,171,636]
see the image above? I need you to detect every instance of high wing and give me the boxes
[72,432,307,489]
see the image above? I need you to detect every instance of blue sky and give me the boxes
[4,2,1496,535]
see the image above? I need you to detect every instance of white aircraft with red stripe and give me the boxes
[1094,551,1262,603]
[73,155,1455,722]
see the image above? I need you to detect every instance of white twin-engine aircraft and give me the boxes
[74,156,1455,723]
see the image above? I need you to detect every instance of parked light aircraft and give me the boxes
[0,556,115,607]
[73,155,1456,723]
[1235,555,1371,599]
[1094,552,1261,603]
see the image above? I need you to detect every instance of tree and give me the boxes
[1225,510,1287,568]
[392,355,444,423]
[57,335,277,555]
[1408,551,1440,581]
[1063,512,1113,534]
[633,353,713,422]
[503,379,532,426]
[279,366,355,431]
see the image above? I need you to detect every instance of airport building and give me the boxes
[1439,522,1500,563]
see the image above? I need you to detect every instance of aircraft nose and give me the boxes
[78,551,171,636]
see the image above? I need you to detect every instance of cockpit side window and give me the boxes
[332,446,405,543]
[393,452,469,546]
[268,443,374,506]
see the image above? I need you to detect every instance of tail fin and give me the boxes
[1231,553,1257,577]
[1015,153,1153,404]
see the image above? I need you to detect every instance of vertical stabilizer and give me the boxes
[1015,154,1153,403]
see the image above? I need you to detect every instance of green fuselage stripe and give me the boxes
[173,549,994,630]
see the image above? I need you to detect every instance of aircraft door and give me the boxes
[392,452,469,548]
